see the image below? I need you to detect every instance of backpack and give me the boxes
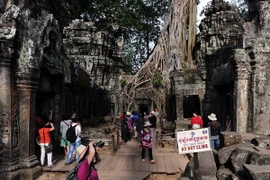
[66,124,77,143]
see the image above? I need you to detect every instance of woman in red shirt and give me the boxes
[38,121,55,167]
[190,111,203,129]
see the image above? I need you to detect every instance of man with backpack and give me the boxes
[65,116,82,165]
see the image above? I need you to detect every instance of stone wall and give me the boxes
[243,1,270,134]
[196,0,270,135]
[63,19,123,118]
[0,2,66,179]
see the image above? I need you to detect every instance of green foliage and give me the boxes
[63,59,72,69]
[47,0,170,73]
[152,70,163,88]
[120,79,127,89]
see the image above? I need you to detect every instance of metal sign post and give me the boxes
[193,152,202,180]
[176,128,211,180]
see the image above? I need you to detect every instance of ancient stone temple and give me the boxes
[0,2,66,179]
[196,0,270,135]
[63,19,123,120]
[0,1,123,179]
[196,0,244,131]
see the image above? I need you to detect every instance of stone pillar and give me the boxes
[175,95,183,121]
[0,38,20,179]
[235,49,249,133]
[52,94,61,142]
[16,72,40,168]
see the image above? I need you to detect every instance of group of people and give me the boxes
[36,109,100,179]
[190,111,221,150]
[120,109,159,164]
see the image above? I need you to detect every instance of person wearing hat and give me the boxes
[75,142,99,180]
[139,121,156,164]
[207,113,221,150]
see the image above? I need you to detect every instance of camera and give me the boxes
[94,141,105,149]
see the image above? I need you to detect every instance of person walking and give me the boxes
[131,111,139,138]
[127,112,133,141]
[148,111,157,141]
[208,113,221,150]
[75,142,100,180]
[140,121,156,164]
[59,114,72,157]
[190,111,203,129]
[65,117,82,165]
[136,113,144,142]
[38,121,55,167]
[120,112,128,144]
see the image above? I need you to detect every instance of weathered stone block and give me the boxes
[230,146,257,173]
[217,168,233,180]
[250,136,270,148]
[243,164,270,180]
[221,132,242,147]
[218,144,240,164]
[184,151,217,177]
[249,146,270,165]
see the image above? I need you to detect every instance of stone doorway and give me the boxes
[183,95,201,118]
[216,83,234,131]
[139,106,148,115]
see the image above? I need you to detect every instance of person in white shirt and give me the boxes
[65,116,82,165]
[59,115,72,156]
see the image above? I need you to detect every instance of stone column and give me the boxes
[52,94,61,143]
[0,39,20,179]
[16,72,39,168]
[175,95,184,121]
[235,49,249,133]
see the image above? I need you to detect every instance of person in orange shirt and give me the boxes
[190,111,203,129]
[38,121,55,167]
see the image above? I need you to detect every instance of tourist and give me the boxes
[38,121,55,167]
[131,111,139,138]
[190,111,203,129]
[136,113,144,142]
[120,112,128,144]
[148,111,157,141]
[127,112,133,141]
[207,113,221,150]
[140,121,156,164]
[65,117,82,165]
[75,142,99,180]
[59,114,72,157]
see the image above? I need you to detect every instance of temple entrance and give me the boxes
[216,82,234,131]
[139,106,148,115]
[183,95,201,118]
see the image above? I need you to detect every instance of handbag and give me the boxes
[43,128,53,153]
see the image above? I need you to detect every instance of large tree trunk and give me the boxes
[122,0,197,118]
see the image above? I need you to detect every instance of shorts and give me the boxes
[60,137,70,147]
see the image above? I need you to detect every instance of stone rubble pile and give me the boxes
[180,132,270,180]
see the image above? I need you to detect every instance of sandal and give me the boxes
[141,159,145,162]
[150,160,156,164]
